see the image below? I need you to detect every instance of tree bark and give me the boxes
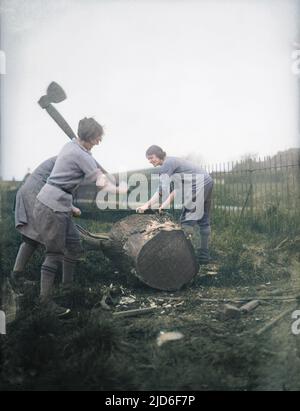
[106,214,198,291]
[79,214,198,291]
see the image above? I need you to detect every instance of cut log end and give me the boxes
[83,214,199,292]
[136,229,198,291]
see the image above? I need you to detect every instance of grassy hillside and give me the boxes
[0,184,300,391]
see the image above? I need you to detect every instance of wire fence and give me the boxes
[73,149,300,234]
[205,150,300,233]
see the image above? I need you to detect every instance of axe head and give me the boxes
[38,81,67,108]
[47,82,67,103]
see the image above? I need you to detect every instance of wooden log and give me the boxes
[218,304,241,321]
[240,300,260,313]
[196,296,298,304]
[255,304,297,337]
[102,214,198,291]
[113,307,158,318]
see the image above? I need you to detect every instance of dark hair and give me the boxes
[78,117,104,142]
[146,145,167,160]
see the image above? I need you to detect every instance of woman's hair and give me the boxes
[78,117,104,142]
[145,145,167,160]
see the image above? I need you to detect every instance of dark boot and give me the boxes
[198,227,211,265]
[9,271,30,294]
[62,255,77,287]
[197,248,211,265]
[39,299,72,319]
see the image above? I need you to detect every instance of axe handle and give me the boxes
[45,104,109,175]
[94,160,108,175]
[45,104,78,140]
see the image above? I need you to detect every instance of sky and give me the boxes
[0,0,299,180]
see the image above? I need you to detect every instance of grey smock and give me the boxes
[33,140,100,256]
[157,156,214,226]
[15,157,57,243]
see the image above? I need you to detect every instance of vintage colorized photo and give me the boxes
[0,0,300,392]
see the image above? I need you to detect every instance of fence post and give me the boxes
[249,159,254,222]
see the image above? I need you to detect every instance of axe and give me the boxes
[38,82,77,141]
[38,82,108,174]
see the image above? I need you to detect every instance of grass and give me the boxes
[1,186,300,391]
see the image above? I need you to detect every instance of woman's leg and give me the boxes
[12,236,39,274]
[11,236,40,290]
[40,253,62,302]
[33,200,67,301]
[62,221,83,286]
[198,181,214,263]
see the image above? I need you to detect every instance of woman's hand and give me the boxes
[158,205,165,214]
[72,206,82,218]
[96,174,107,188]
[117,181,129,194]
[136,204,149,214]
